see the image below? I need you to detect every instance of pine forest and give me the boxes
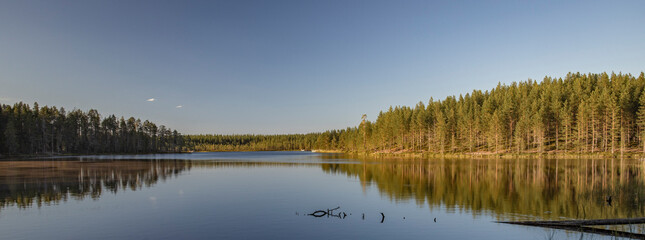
[4,72,645,156]
[0,102,183,155]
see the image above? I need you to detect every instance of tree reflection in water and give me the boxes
[3,156,645,227]
[0,159,311,211]
[0,160,191,210]
[321,157,645,222]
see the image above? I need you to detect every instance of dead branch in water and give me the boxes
[307,206,346,219]
[498,217,645,226]
[499,218,645,239]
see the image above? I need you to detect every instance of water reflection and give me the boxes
[2,154,645,225]
[322,157,645,222]
[0,157,319,211]
[0,160,191,210]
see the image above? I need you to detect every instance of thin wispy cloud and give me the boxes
[147,98,155,102]
[176,105,183,108]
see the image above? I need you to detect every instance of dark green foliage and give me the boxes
[0,102,182,156]
[308,72,645,154]
[6,71,645,155]
[185,133,321,151]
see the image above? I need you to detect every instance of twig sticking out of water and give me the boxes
[307,207,383,222]
[309,210,327,217]
[308,206,344,218]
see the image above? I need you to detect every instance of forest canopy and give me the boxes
[4,72,645,156]
[0,102,183,155]
[315,72,645,154]
[186,72,645,155]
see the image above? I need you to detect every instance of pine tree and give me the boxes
[637,89,645,153]
[3,119,18,154]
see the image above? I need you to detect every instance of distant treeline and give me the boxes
[186,72,645,155]
[185,134,320,151]
[315,72,645,154]
[8,71,645,156]
[0,102,183,156]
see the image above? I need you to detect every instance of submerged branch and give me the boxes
[499,217,645,239]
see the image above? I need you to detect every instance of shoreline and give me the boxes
[0,151,189,160]
[343,150,645,160]
[3,149,643,160]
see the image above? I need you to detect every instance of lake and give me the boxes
[1,152,644,239]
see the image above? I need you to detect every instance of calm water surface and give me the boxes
[1,152,645,239]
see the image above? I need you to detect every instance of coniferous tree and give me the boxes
[0,102,182,156]
[637,89,645,153]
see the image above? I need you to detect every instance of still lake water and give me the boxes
[1,152,645,239]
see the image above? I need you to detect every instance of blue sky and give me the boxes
[1,0,644,134]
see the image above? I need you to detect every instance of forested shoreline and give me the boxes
[184,134,319,152]
[187,72,645,156]
[5,72,645,157]
[313,72,645,155]
[0,102,183,157]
